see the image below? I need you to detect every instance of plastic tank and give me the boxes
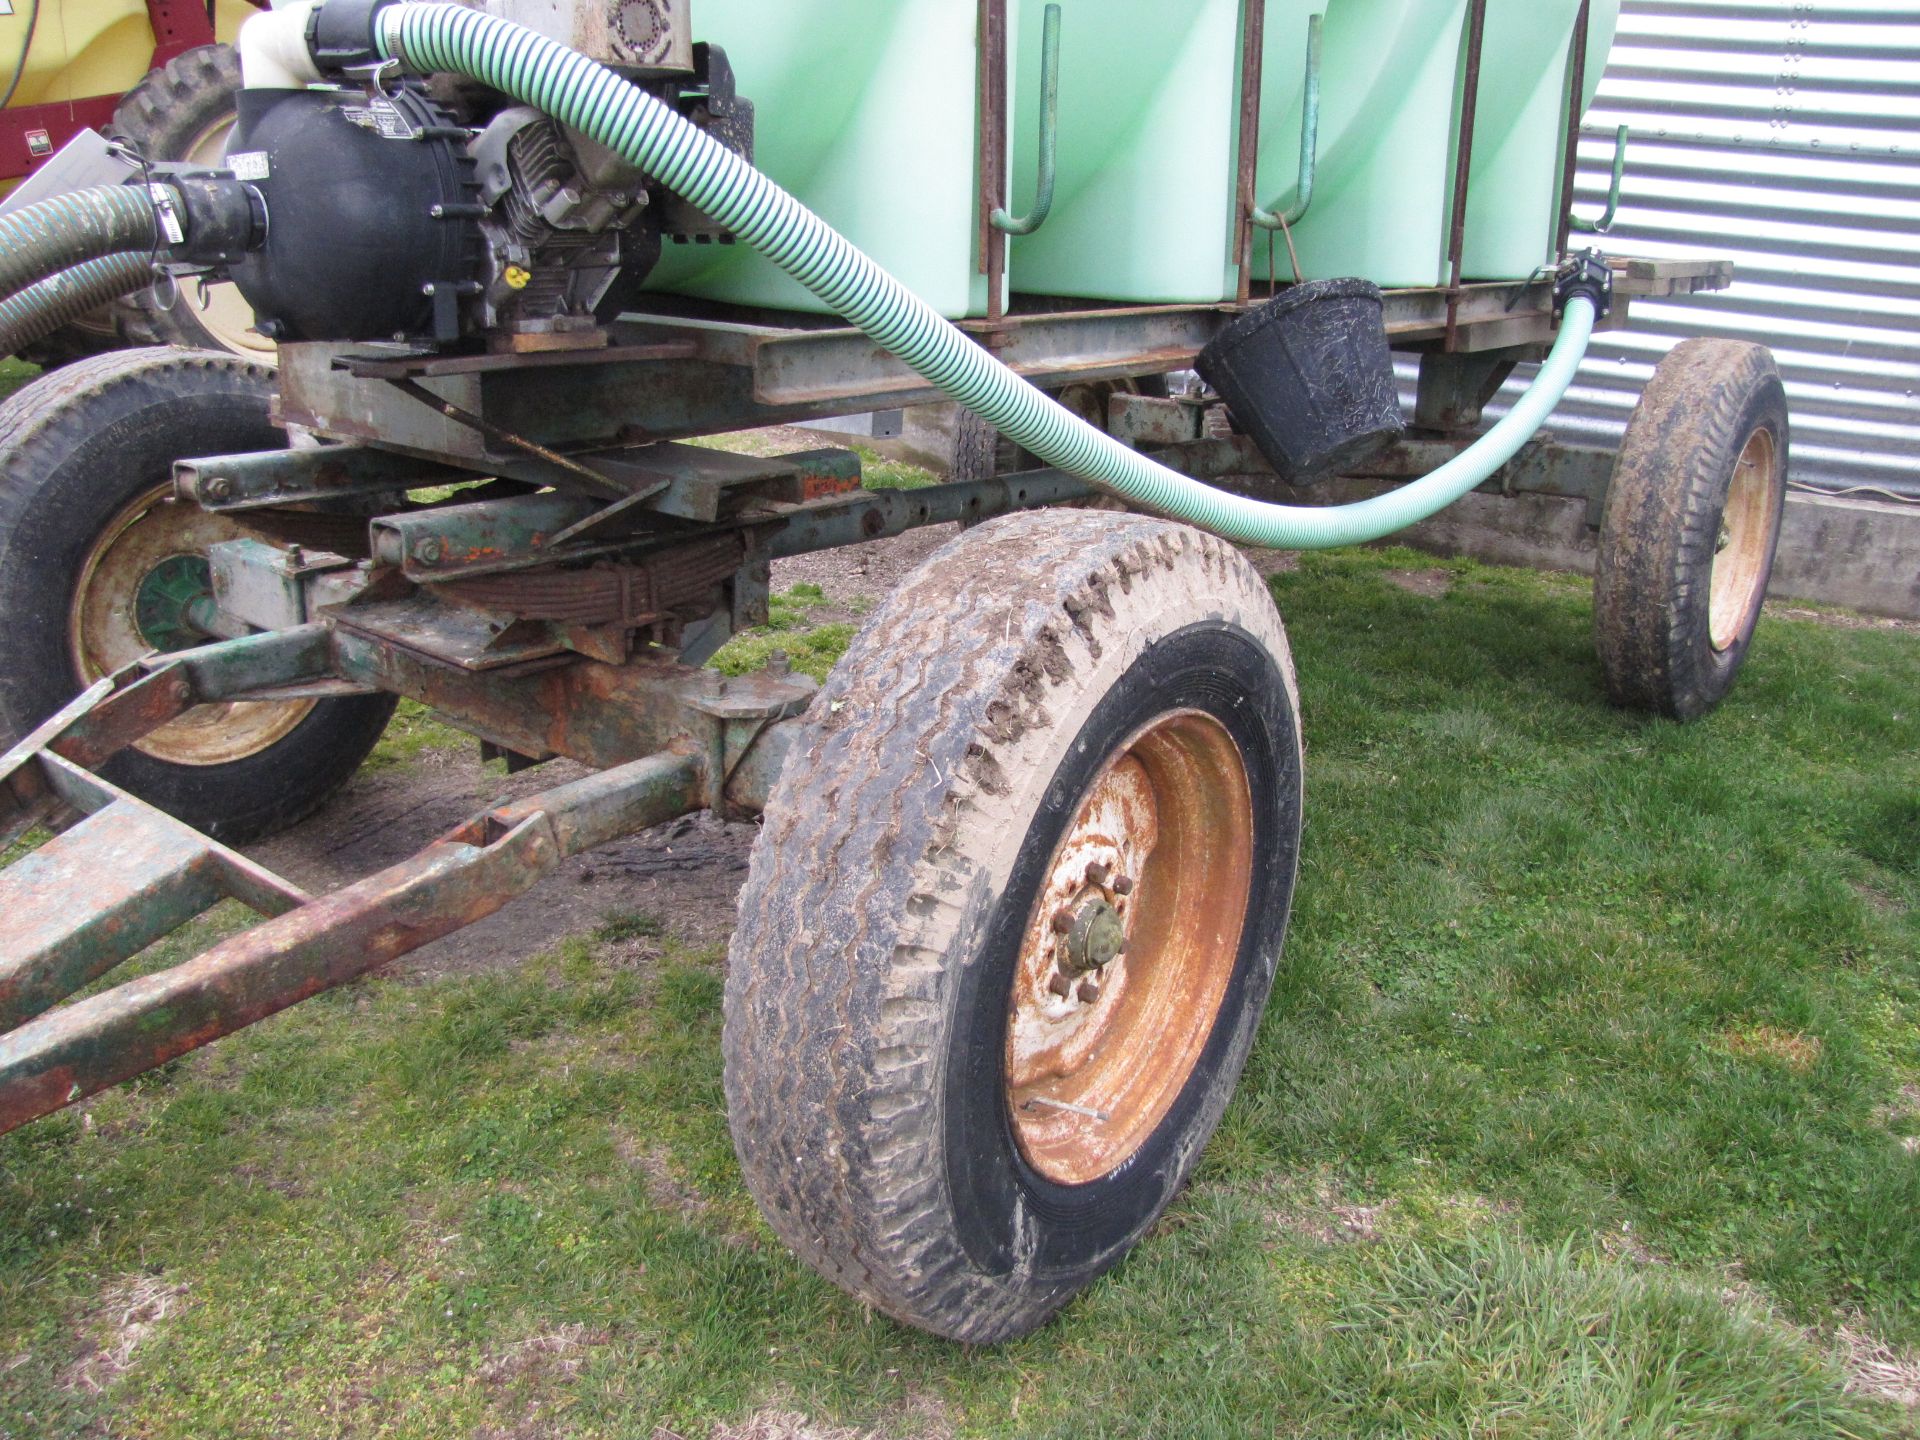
[654,0,1619,314]
[1255,0,1469,289]
[1461,0,1621,280]
[1003,0,1247,306]
[647,0,992,318]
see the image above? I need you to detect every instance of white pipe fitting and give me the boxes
[238,2,325,89]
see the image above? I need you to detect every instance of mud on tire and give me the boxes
[723,510,1304,1342]
[1594,338,1789,721]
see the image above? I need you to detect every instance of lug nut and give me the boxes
[1047,971,1074,998]
[1051,907,1074,934]
[1077,978,1101,1003]
[412,537,444,567]
[1085,861,1110,886]
[1110,874,1135,895]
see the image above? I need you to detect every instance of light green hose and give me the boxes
[377,3,1595,551]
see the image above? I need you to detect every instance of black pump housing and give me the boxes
[226,85,482,343]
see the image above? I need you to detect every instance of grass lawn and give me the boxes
[0,516,1916,1435]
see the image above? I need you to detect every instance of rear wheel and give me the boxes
[109,45,271,360]
[0,349,394,840]
[724,511,1303,1342]
[1594,338,1788,720]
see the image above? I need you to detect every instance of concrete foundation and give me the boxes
[798,410,1920,621]
[1285,478,1920,622]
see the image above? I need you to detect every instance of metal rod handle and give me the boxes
[992,3,1061,237]
[1569,124,1629,234]
[1250,12,1322,232]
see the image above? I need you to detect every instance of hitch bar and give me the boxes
[0,615,800,1137]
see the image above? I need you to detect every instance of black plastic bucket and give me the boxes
[1195,277,1404,484]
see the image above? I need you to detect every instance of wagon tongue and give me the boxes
[0,631,702,1138]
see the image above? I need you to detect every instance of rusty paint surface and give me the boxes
[1005,710,1255,1186]
[0,748,704,1137]
[1710,426,1781,651]
[0,789,308,1033]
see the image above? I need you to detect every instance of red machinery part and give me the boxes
[0,0,223,183]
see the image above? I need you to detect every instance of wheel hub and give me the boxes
[1708,426,1779,652]
[1005,710,1254,1186]
[132,554,216,653]
[71,485,315,767]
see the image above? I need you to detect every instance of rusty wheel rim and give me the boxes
[1005,709,1255,1186]
[1709,427,1778,652]
[69,483,314,766]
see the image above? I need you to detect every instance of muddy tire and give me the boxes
[1594,338,1788,720]
[0,349,395,841]
[108,45,271,360]
[724,511,1303,1342]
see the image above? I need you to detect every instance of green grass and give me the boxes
[0,358,39,406]
[364,698,473,770]
[2,545,1916,1438]
[709,583,858,681]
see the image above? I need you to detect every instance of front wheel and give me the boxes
[723,511,1304,1342]
[0,349,395,840]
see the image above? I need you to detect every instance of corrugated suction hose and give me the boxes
[359,4,1602,550]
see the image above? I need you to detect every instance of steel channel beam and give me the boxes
[763,467,1094,558]
[177,445,476,511]
[278,285,1649,458]
[0,748,705,1137]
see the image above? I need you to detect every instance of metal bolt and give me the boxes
[1110,874,1135,896]
[1085,861,1110,886]
[1076,978,1101,1003]
[203,476,232,501]
[1047,971,1074,999]
[286,544,304,567]
[766,650,791,676]
[412,537,444,567]
[1051,907,1074,934]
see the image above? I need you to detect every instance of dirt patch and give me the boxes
[1601,1222,1666,1268]
[1721,1026,1824,1073]
[1384,567,1454,599]
[774,523,959,625]
[1839,1325,1920,1410]
[1851,878,1905,914]
[1774,604,1920,636]
[61,1274,186,1394]
[1240,548,1301,579]
[1879,1084,1920,1155]
[476,1323,609,1385]
[656,1399,952,1440]
[251,759,755,980]
[1266,1177,1392,1246]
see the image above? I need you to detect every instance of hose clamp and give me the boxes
[1554,248,1613,322]
[306,0,399,77]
